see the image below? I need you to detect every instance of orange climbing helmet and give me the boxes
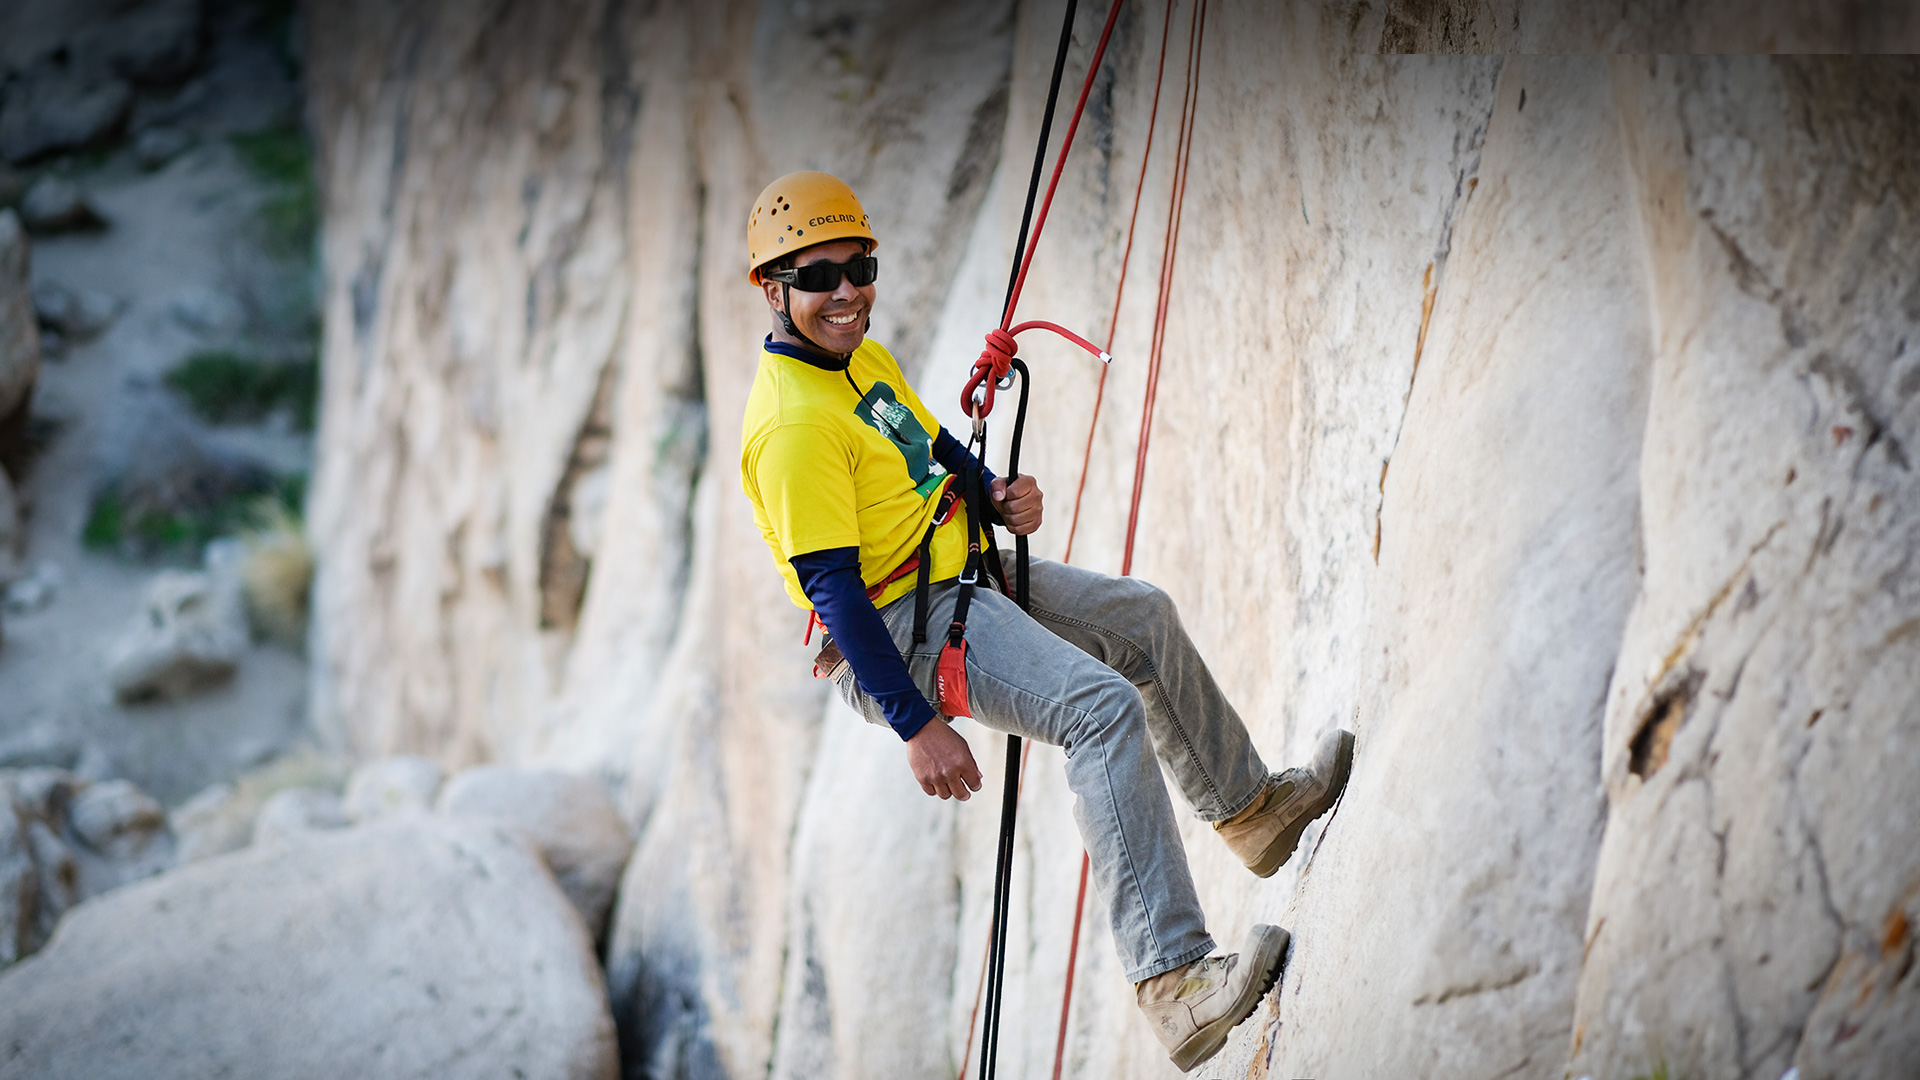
[746,171,877,284]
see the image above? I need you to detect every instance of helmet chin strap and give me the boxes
[778,281,863,363]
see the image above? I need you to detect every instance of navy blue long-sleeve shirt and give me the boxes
[791,429,995,741]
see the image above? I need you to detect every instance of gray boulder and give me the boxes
[105,569,248,702]
[0,62,132,165]
[0,769,174,966]
[0,473,20,586]
[0,0,205,164]
[0,210,37,472]
[342,755,443,822]
[132,125,192,170]
[2,560,60,614]
[32,279,122,341]
[65,780,170,864]
[16,174,105,233]
[438,766,633,940]
[83,0,206,85]
[0,817,619,1080]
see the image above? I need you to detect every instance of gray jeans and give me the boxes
[833,555,1269,982]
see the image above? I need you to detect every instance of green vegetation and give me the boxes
[83,473,306,560]
[1630,1059,1676,1080]
[229,127,317,260]
[164,349,318,430]
[230,128,309,188]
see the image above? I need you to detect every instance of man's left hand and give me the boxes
[989,475,1043,535]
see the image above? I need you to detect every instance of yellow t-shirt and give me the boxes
[741,338,974,610]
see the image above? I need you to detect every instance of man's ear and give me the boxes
[761,278,783,310]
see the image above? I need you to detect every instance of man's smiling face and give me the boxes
[762,238,875,356]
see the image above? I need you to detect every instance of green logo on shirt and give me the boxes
[854,382,943,498]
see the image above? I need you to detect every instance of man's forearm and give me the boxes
[792,547,937,741]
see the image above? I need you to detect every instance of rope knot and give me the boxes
[962,328,1021,418]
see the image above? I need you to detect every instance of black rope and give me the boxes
[1000,0,1082,325]
[979,0,1080,1074]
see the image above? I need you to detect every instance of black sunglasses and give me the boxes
[764,255,878,292]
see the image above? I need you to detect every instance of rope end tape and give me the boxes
[1097,350,1112,365]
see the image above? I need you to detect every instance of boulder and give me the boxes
[0,817,619,1079]
[3,560,60,614]
[0,769,174,966]
[65,780,170,865]
[0,209,37,474]
[438,766,633,939]
[32,279,123,340]
[0,474,21,585]
[250,787,348,846]
[132,125,192,170]
[16,174,106,233]
[0,61,131,165]
[83,0,206,85]
[342,755,442,822]
[105,569,248,703]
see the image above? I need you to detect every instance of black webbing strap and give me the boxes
[911,477,964,645]
[945,458,991,649]
[912,526,934,645]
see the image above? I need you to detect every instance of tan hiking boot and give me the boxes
[1136,924,1290,1072]
[1215,728,1354,877]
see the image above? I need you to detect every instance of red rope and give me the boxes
[1051,2,1206,1075]
[1123,0,1205,577]
[960,0,1128,422]
[1061,0,1178,565]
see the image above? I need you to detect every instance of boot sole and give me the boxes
[1248,730,1354,878]
[1169,924,1291,1073]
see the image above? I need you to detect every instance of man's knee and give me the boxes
[1063,670,1148,753]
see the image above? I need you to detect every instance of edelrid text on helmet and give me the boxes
[746,171,877,285]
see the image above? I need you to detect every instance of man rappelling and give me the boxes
[737,170,1354,1073]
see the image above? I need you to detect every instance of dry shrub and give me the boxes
[239,498,312,647]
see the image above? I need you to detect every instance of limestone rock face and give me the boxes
[438,765,633,941]
[1565,57,1920,1080]
[0,817,618,1080]
[304,3,1920,1077]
